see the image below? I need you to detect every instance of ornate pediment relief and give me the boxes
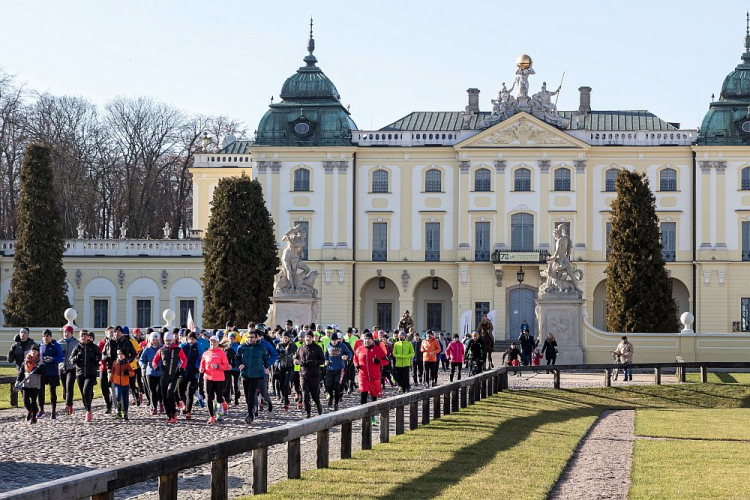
[458,114,586,149]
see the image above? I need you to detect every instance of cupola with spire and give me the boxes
[699,13,750,145]
[255,19,357,147]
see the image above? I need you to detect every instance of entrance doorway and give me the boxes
[508,287,536,339]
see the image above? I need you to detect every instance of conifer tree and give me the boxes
[202,174,277,326]
[605,170,678,333]
[3,144,70,326]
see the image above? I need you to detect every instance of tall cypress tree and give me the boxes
[202,174,278,327]
[3,144,70,326]
[605,170,678,333]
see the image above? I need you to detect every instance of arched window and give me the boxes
[659,168,677,191]
[554,168,571,191]
[293,168,310,191]
[511,213,534,251]
[514,168,531,191]
[742,167,750,190]
[372,169,389,193]
[605,169,619,192]
[474,168,491,192]
[425,169,442,192]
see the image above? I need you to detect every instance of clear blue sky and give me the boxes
[1,0,747,134]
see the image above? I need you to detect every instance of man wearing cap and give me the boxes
[59,325,79,414]
[294,333,325,418]
[324,332,352,410]
[612,336,634,381]
[36,329,64,419]
[8,327,38,385]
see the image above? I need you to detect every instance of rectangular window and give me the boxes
[427,302,442,331]
[743,221,750,261]
[136,300,152,329]
[742,298,750,332]
[425,222,440,261]
[94,299,108,329]
[660,222,676,262]
[475,222,490,261]
[179,299,195,328]
[297,221,309,260]
[606,223,612,260]
[372,222,387,261]
[376,303,393,331]
[474,302,490,329]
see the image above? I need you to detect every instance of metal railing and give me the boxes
[1,360,748,500]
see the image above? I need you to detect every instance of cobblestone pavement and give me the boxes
[0,366,673,498]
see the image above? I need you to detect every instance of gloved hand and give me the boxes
[372,357,381,365]
[43,356,53,363]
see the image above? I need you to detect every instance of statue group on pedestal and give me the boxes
[539,224,584,298]
[273,224,319,296]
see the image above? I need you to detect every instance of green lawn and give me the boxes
[685,372,750,384]
[254,383,750,500]
[635,408,750,441]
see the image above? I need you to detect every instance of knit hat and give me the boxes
[210,335,220,342]
[122,326,130,336]
[330,332,339,341]
[164,332,174,341]
[364,332,374,339]
[149,332,160,342]
[63,325,74,334]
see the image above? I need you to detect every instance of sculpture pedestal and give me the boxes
[535,297,585,365]
[268,295,317,329]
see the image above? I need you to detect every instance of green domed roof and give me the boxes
[255,22,356,147]
[699,19,750,146]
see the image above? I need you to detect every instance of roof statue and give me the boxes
[481,54,569,129]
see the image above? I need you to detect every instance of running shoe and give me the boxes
[267,401,273,413]
[207,416,216,425]
[185,412,191,420]
[222,401,228,413]
[167,416,177,424]
[284,404,289,411]
[51,411,57,420]
[297,402,303,410]
[178,401,184,411]
[244,415,253,425]
[85,411,92,422]
[371,416,377,425]
[333,404,339,411]
[123,414,129,421]
[30,416,37,425]
[159,403,165,414]
[66,405,73,415]
[36,411,46,419]
[105,407,112,414]
[151,408,157,416]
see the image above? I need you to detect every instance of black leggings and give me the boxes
[242,377,262,416]
[38,374,59,413]
[62,369,76,407]
[76,375,96,412]
[23,387,39,416]
[278,367,294,405]
[360,392,378,404]
[148,375,161,410]
[160,377,178,418]
[424,361,438,385]
[223,371,240,403]
[412,360,424,383]
[301,376,321,414]
[450,362,463,382]
[178,375,198,412]
[205,379,224,417]
[324,369,344,404]
[100,369,111,409]
[129,368,140,401]
[546,357,557,366]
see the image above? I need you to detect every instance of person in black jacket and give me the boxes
[102,326,136,369]
[465,332,486,375]
[502,342,522,377]
[178,332,201,419]
[541,332,558,373]
[8,328,38,383]
[410,331,424,386]
[294,334,325,418]
[69,330,102,422]
[275,332,297,411]
[518,330,535,366]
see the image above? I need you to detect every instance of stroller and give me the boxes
[612,352,623,381]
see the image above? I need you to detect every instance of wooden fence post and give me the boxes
[468,383,475,405]
[288,439,301,479]
[680,365,686,383]
[362,416,373,450]
[700,364,708,383]
[380,409,390,443]
[9,383,18,407]
[481,379,488,398]
[604,369,611,387]
[654,367,661,385]
[317,429,329,469]
[487,376,494,396]
[443,391,451,415]
[409,401,419,430]
[92,493,114,500]
[252,447,268,495]
[210,457,228,500]
[396,406,405,435]
[340,422,352,459]
[433,395,441,420]
[460,387,468,408]
[421,398,430,425]
[158,472,178,500]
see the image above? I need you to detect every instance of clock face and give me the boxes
[294,122,310,135]
[742,121,750,133]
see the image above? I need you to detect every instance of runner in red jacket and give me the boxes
[354,332,388,404]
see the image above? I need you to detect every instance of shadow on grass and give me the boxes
[715,373,739,384]
[378,399,600,499]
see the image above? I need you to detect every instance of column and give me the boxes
[714,161,726,249]
[539,159,550,249]
[337,161,349,248]
[574,160,586,251]
[699,161,712,248]
[323,161,335,249]
[458,161,471,259]
[270,162,281,240]
[495,160,506,248]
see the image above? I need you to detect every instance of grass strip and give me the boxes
[636,408,750,441]
[685,372,750,384]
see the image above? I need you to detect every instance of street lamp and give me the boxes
[432,277,439,290]
[378,277,386,289]
[517,266,525,285]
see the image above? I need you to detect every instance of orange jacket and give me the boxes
[421,338,441,362]
[110,360,133,387]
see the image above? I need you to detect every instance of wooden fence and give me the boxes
[0,360,748,500]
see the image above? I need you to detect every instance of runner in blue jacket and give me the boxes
[324,333,353,410]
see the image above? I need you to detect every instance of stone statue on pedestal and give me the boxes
[119,220,128,240]
[274,224,319,296]
[539,224,584,298]
[77,221,85,240]
[162,222,172,240]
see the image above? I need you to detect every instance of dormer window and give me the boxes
[294,122,310,135]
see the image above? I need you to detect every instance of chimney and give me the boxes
[578,86,592,114]
[466,88,480,113]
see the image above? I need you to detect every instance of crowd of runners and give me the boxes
[8,314,500,426]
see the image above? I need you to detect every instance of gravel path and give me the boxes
[0,367,663,498]
[548,409,635,500]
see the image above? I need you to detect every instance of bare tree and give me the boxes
[0,70,27,238]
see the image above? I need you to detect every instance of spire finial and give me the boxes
[746,11,748,35]
[745,11,750,53]
[304,17,318,67]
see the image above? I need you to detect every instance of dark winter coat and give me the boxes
[70,342,102,378]
[295,342,325,379]
[39,340,64,377]
[8,334,38,377]
[102,336,137,368]
[541,339,558,360]
[518,333,535,353]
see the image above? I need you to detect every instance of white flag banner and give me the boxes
[187,309,195,332]
[459,310,472,335]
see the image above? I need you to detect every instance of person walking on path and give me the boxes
[502,342,522,376]
[139,333,163,415]
[354,332,387,406]
[392,331,414,393]
[20,346,42,424]
[465,332,486,376]
[612,336,634,381]
[178,332,202,419]
[421,330,441,387]
[200,335,230,424]
[446,334,465,381]
[98,328,114,414]
[410,330,424,386]
[541,332,558,372]
[69,329,101,422]
[110,349,134,420]
[518,330,535,366]
[152,332,187,423]
[275,332,297,411]
[8,328,38,387]
[324,332,352,410]
[295,333,325,418]
[37,329,64,419]
[237,330,270,424]
[59,325,79,415]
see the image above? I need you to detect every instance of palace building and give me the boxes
[3,22,750,346]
